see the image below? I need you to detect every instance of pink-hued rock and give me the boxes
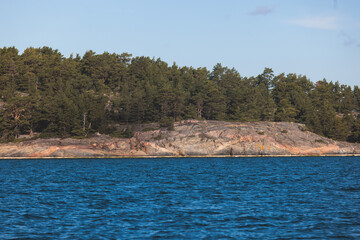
[1,120,360,158]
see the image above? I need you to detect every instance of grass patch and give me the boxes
[298,125,309,132]
[142,127,159,132]
[154,134,163,140]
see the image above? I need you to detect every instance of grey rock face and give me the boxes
[1,120,360,158]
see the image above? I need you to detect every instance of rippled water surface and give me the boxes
[1,157,360,239]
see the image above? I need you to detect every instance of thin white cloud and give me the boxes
[340,31,360,48]
[291,16,340,30]
[250,6,274,16]
[341,32,355,46]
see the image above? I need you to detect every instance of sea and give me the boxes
[0,157,359,239]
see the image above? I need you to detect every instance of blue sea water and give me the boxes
[0,157,360,239]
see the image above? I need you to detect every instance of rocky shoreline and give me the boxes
[1,120,360,158]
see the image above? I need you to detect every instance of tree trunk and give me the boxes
[83,113,87,131]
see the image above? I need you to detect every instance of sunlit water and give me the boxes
[1,157,360,239]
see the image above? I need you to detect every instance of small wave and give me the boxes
[22,213,46,220]
[339,187,360,192]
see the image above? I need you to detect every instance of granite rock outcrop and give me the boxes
[1,120,360,158]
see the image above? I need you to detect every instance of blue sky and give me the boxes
[1,0,360,86]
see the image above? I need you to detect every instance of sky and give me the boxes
[1,0,360,86]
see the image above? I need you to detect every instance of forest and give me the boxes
[1,46,360,143]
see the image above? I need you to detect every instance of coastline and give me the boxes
[1,154,360,160]
[2,121,360,159]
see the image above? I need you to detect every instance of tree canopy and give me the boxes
[1,46,359,143]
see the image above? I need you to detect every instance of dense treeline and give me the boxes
[1,46,360,142]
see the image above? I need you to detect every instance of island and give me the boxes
[1,47,360,157]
